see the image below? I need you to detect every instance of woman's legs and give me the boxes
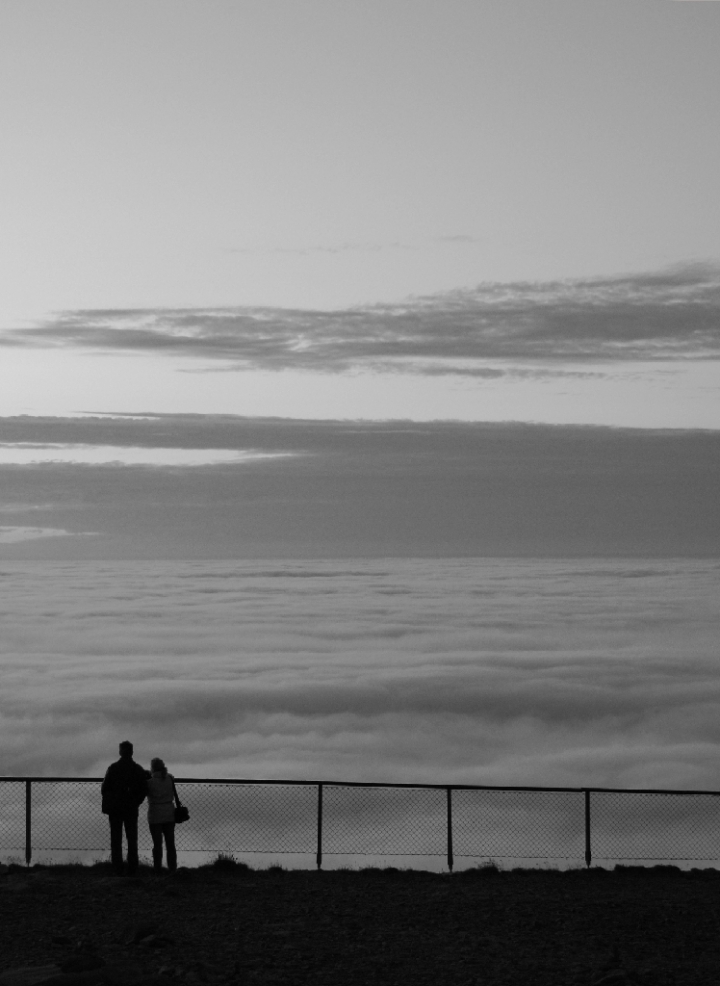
[163,822,177,871]
[149,823,164,871]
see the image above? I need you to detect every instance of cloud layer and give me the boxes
[0,558,717,794]
[4,264,720,375]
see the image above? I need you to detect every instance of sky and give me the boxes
[1,4,719,841]
[0,0,719,429]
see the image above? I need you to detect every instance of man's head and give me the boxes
[118,740,134,759]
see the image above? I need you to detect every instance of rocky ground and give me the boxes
[2,860,720,985]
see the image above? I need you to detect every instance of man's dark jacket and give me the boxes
[101,757,148,815]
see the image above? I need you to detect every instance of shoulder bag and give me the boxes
[172,780,190,823]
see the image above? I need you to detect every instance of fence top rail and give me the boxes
[1,776,719,796]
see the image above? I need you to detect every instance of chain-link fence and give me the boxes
[2,778,720,869]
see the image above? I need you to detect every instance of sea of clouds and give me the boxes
[2,557,717,790]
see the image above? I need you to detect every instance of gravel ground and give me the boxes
[2,861,720,985]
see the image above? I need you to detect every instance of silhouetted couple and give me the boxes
[101,740,179,875]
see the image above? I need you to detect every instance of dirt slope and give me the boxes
[2,862,719,985]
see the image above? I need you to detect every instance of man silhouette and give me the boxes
[101,740,148,875]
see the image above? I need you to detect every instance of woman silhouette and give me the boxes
[146,757,178,872]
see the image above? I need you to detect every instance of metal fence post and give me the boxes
[446,786,454,872]
[584,789,592,868]
[25,780,32,867]
[316,783,323,870]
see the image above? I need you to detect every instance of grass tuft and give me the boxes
[208,852,251,872]
[456,859,502,879]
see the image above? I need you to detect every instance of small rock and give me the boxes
[58,955,106,974]
[187,963,215,984]
[93,962,146,986]
[0,967,63,986]
[128,923,158,945]
[592,971,632,986]
[43,963,147,986]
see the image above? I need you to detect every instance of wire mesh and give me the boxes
[323,785,447,856]
[452,788,586,860]
[0,780,26,852]
[30,781,107,852]
[11,780,318,856]
[172,782,317,854]
[590,791,720,861]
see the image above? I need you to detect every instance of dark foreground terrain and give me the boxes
[1,860,720,986]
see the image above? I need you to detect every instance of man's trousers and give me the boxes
[108,811,139,874]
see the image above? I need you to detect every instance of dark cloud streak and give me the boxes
[3,264,720,373]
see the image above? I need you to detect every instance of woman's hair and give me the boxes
[150,757,167,779]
